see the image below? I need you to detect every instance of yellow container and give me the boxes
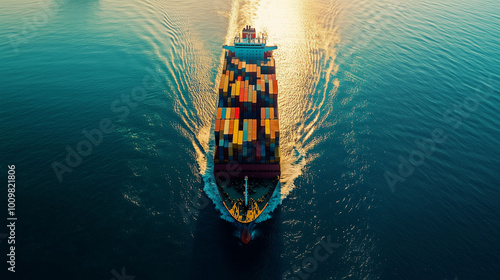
[231,83,236,97]
[265,119,270,136]
[224,119,230,135]
[219,74,225,91]
[232,119,239,145]
[223,74,229,93]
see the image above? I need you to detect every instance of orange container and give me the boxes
[219,120,225,136]
[270,119,275,139]
[217,108,222,119]
[229,120,234,135]
[215,119,220,132]
[247,120,252,143]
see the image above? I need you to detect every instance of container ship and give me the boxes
[213,26,280,244]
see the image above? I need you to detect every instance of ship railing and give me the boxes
[233,35,267,45]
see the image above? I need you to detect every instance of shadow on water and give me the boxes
[189,187,282,280]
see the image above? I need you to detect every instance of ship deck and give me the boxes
[216,176,279,223]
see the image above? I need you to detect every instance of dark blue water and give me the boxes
[1,0,499,279]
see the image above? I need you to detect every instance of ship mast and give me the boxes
[244,176,248,206]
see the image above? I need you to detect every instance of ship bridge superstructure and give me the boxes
[223,25,277,61]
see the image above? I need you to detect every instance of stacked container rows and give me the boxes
[214,52,280,165]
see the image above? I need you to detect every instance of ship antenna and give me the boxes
[244,176,249,206]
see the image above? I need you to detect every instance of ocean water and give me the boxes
[1,0,499,279]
